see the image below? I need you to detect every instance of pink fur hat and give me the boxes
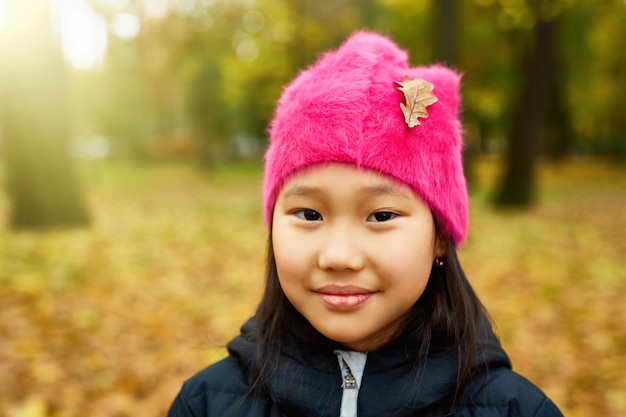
[263,31,468,246]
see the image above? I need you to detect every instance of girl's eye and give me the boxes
[367,211,396,222]
[294,209,323,221]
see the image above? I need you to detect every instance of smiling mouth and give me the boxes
[315,285,375,309]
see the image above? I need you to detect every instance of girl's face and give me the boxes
[272,163,443,351]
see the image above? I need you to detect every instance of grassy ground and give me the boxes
[0,156,624,417]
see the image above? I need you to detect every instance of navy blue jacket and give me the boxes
[168,318,563,417]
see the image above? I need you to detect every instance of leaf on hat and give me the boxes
[396,77,438,128]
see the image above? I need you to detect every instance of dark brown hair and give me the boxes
[250,231,489,412]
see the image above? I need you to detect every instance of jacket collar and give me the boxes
[227,316,510,417]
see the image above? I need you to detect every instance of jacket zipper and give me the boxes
[335,351,367,417]
[340,358,358,417]
[344,370,357,389]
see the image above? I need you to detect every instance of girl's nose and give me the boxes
[317,225,365,272]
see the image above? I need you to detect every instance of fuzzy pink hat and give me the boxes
[263,31,468,246]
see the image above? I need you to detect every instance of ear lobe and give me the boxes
[435,231,448,258]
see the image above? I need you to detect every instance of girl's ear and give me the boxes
[435,228,448,259]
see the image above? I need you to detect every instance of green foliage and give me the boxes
[8,0,616,162]
[578,1,626,154]
[3,0,624,162]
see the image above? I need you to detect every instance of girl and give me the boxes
[168,31,563,417]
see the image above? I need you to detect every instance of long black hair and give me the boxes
[249,229,490,412]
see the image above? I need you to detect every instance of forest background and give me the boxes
[0,0,625,416]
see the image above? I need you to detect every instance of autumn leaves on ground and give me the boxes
[1,157,624,417]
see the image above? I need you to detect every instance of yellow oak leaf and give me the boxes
[396,77,438,128]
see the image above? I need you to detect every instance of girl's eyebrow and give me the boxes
[281,185,322,198]
[361,184,411,199]
[282,183,411,199]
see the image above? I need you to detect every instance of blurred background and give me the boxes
[0,0,625,416]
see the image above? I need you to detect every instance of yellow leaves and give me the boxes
[12,273,47,295]
[395,76,438,128]
[1,159,625,417]
[8,397,47,417]
[462,158,626,417]
[31,360,64,385]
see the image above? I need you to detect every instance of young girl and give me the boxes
[168,31,563,417]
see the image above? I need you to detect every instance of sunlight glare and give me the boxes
[144,0,169,19]
[112,12,141,40]
[0,0,6,29]
[175,0,199,14]
[97,0,130,10]
[59,0,108,69]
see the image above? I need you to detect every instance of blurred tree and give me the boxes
[376,0,434,64]
[543,58,572,160]
[194,0,366,158]
[84,1,168,159]
[457,2,513,155]
[494,0,572,206]
[180,3,244,161]
[359,0,380,27]
[98,37,154,158]
[496,18,559,206]
[434,0,482,186]
[45,0,624,168]
[436,0,457,66]
[579,0,626,156]
[0,0,89,229]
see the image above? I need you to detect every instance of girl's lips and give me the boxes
[315,285,375,309]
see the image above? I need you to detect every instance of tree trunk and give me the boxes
[435,0,477,186]
[545,52,573,159]
[495,19,557,206]
[436,0,456,66]
[0,0,89,229]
